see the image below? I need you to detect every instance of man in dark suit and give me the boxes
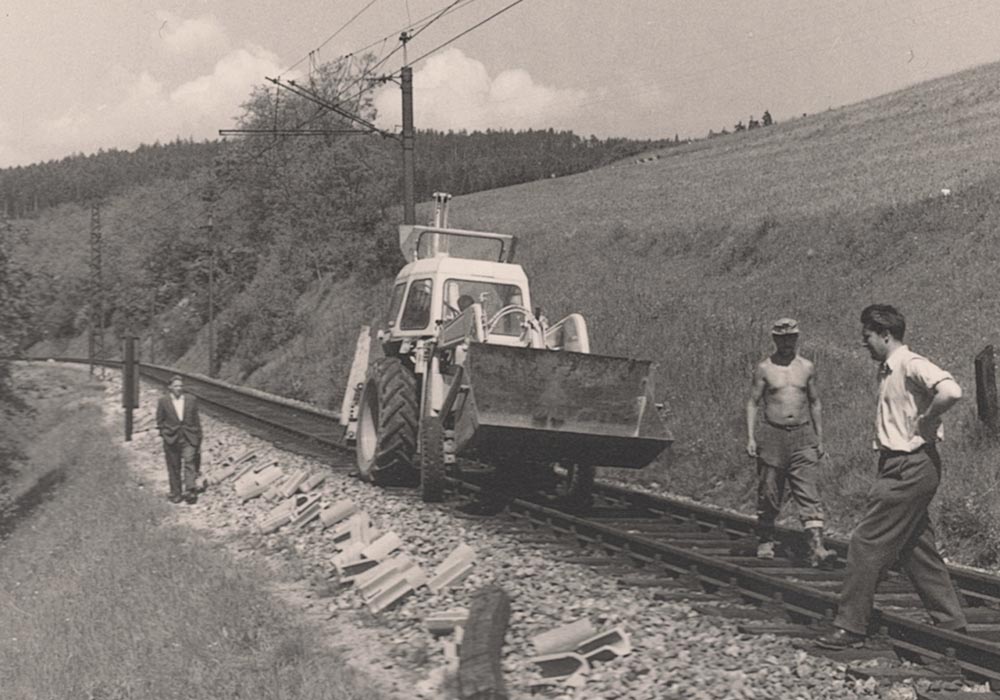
[156,375,202,503]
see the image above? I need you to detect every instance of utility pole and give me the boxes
[122,336,139,441]
[88,202,104,378]
[207,212,216,378]
[401,32,416,225]
[148,294,156,365]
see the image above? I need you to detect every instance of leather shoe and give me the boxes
[168,494,182,504]
[183,493,198,504]
[815,627,866,650]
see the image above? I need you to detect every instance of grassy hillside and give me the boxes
[201,61,1000,565]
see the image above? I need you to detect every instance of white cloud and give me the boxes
[155,11,229,55]
[7,46,283,165]
[171,48,282,120]
[374,48,588,133]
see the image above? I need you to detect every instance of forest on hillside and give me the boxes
[0,140,224,219]
[0,129,662,220]
[0,54,670,377]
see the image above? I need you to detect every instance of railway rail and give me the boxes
[23,356,1000,690]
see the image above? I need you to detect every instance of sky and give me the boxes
[2,0,1000,167]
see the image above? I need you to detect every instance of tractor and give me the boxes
[342,193,672,505]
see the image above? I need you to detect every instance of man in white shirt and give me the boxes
[155,375,203,504]
[817,304,967,649]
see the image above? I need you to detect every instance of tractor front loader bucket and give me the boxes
[450,344,672,468]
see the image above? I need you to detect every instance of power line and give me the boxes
[319,0,518,117]
[279,0,479,87]
[330,0,469,105]
[279,0,384,77]
[339,0,479,61]
[265,76,389,135]
[408,0,530,67]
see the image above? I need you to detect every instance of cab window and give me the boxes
[442,279,525,335]
[387,283,406,327]
[399,279,433,330]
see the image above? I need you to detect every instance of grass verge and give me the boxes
[0,368,389,700]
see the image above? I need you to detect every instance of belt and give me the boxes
[879,443,935,458]
[765,421,811,431]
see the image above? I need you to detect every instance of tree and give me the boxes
[207,55,399,370]
[0,218,34,360]
[0,216,34,477]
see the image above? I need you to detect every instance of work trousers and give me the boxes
[834,445,966,635]
[756,422,825,542]
[163,437,199,498]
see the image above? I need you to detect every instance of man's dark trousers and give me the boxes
[834,445,966,634]
[163,438,198,499]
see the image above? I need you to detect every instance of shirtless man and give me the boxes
[746,318,834,566]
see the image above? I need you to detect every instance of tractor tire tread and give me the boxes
[358,358,419,485]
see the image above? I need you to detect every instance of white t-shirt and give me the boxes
[874,345,954,452]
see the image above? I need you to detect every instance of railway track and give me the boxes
[26,356,1000,690]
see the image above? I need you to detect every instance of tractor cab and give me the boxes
[385,250,533,348]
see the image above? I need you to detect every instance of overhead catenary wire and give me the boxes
[329,0,468,105]
[324,0,528,112]
[279,0,385,77]
[335,0,479,61]
[280,0,479,87]
[407,0,529,68]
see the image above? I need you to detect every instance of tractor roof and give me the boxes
[396,254,529,286]
[398,225,517,264]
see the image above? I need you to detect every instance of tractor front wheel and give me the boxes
[420,415,447,503]
[356,358,419,485]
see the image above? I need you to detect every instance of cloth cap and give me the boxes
[771,318,800,336]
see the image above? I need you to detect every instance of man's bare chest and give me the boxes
[763,362,809,392]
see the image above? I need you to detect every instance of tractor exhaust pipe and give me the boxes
[431,192,451,227]
[427,192,452,257]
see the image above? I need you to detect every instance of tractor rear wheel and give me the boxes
[420,415,447,503]
[356,358,419,485]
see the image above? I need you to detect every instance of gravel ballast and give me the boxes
[89,370,984,700]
